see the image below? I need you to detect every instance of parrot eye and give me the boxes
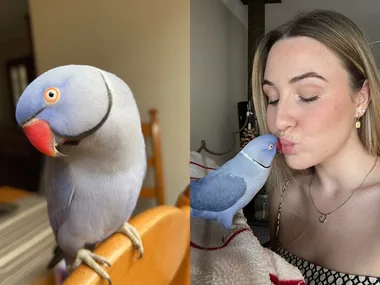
[44,87,60,104]
[268,144,274,150]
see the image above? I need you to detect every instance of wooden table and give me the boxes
[0,186,31,202]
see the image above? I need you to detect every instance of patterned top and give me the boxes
[275,180,380,284]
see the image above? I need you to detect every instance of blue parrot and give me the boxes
[190,134,278,229]
[15,65,147,284]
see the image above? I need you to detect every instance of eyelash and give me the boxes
[267,95,320,105]
[302,95,320,103]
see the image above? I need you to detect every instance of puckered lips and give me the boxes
[276,138,295,155]
[22,118,66,157]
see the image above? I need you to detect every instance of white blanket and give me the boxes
[190,151,306,285]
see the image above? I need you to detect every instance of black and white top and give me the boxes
[275,180,380,285]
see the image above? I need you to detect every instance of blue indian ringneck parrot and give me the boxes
[190,134,278,229]
[15,64,147,284]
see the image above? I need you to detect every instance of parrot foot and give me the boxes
[70,248,112,284]
[119,222,144,258]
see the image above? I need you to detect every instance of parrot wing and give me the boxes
[42,158,75,237]
[190,173,246,212]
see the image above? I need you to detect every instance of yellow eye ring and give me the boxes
[268,144,274,150]
[44,87,60,104]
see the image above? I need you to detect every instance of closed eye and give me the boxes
[268,96,320,105]
[268,99,279,105]
[300,95,320,103]
[263,86,279,106]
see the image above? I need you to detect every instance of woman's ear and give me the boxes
[355,79,370,116]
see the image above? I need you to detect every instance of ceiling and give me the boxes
[220,0,248,28]
[221,0,380,41]
[220,0,380,61]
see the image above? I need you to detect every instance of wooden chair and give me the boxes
[140,109,165,205]
[175,184,190,209]
[171,185,190,285]
[27,186,190,285]
[63,204,190,285]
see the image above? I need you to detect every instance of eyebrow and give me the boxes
[262,72,328,86]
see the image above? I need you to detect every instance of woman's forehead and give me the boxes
[264,36,345,83]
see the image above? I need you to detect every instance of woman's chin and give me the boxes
[283,154,313,171]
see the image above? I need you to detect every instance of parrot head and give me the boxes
[15,65,111,157]
[242,134,278,168]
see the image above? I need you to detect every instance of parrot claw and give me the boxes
[119,222,144,259]
[70,248,112,284]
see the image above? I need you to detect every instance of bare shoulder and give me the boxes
[367,159,380,188]
[357,161,380,203]
[342,162,380,275]
[290,171,313,190]
[267,171,310,246]
[280,171,312,205]
[359,161,380,213]
[268,170,314,247]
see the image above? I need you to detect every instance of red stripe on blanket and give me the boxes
[190,177,200,180]
[190,161,217,170]
[269,273,306,285]
[190,228,251,251]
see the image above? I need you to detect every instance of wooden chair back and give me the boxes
[171,185,190,285]
[64,204,190,285]
[140,109,165,205]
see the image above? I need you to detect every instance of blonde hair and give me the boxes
[252,9,380,193]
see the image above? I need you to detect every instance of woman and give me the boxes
[252,9,380,284]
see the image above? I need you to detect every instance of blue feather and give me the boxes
[42,157,74,237]
[190,173,246,212]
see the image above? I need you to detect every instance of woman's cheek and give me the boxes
[266,108,277,133]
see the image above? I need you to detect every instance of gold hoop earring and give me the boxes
[356,117,361,129]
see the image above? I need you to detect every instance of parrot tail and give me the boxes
[47,245,65,269]
[218,209,236,230]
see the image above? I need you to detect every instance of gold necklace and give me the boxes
[309,156,378,223]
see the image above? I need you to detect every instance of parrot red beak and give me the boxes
[22,119,65,157]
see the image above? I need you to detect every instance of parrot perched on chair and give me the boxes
[190,134,278,229]
[15,64,147,284]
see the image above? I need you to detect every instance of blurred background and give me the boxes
[0,0,190,207]
[0,0,190,284]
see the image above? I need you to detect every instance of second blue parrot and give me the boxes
[190,134,278,229]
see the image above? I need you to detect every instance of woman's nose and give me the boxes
[274,99,297,132]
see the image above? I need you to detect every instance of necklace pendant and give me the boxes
[319,214,327,223]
